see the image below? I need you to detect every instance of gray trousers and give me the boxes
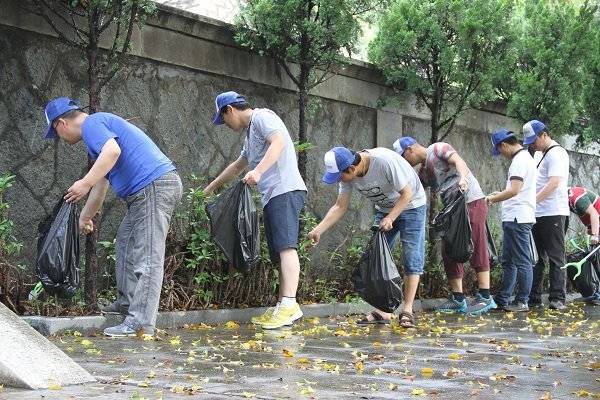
[115,171,182,330]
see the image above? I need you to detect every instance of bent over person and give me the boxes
[308,146,426,328]
[204,91,307,330]
[43,97,182,337]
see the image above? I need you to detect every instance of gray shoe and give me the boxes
[103,322,138,337]
[505,302,529,313]
[100,302,128,316]
[548,300,566,310]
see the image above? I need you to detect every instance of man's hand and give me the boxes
[379,216,394,232]
[591,234,599,246]
[243,169,262,186]
[79,215,94,235]
[458,176,469,192]
[65,179,92,203]
[486,192,499,205]
[308,229,321,246]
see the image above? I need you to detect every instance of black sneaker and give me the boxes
[505,302,529,313]
[528,300,543,309]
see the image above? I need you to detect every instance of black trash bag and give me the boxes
[486,221,499,267]
[352,230,403,313]
[565,248,600,298]
[432,191,473,263]
[36,198,80,298]
[206,180,260,273]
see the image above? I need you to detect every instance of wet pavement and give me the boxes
[2,303,599,399]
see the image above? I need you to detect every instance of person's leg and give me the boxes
[105,172,182,337]
[530,218,548,306]
[396,205,426,327]
[103,210,134,314]
[261,191,306,329]
[545,215,567,307]
[438,243,468,312]
[495,222,518,308]
[513,223,534,306]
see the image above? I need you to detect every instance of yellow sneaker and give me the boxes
[261,303,303,329]
[251,306,276,325]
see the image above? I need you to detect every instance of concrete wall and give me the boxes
[1,0,598,272]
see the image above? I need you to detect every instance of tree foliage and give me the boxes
[369,0,513,143]
[235,0,381,177]
[496,0,599,138]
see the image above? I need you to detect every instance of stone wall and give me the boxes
[0,0,598,272]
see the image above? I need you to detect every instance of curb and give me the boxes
[22,293,581,336]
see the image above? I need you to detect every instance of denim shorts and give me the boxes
[374,205,426,275]
[263,190,307,263]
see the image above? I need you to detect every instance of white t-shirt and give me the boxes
[339,148,426,213]
[533,140,570,217]
[501,149,537,223]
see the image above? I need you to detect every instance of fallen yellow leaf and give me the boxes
[448,353,462,360]
[169,336,181,346]
[48,382,62,390]
[421,367,434,376]
[283,349,295,357]
[224,321,240,330]
[80,339,93,347]
[242,392,256,398]
[412,388,426,396]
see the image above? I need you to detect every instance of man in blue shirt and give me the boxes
[43,97,182,337]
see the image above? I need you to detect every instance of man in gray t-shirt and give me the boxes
[308,147,427,328]
[394,137,495,316]
[205,92,307,330]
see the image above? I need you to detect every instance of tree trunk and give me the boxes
[84,13,101,310]
[426,112,441,269]
[297,86,308,180]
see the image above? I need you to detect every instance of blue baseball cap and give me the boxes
[322,147,355,184]
[490,128,515,156]
[212,91,247,125]
[392,136,417,156]
[43,97,81,139]
[522,120,546,146]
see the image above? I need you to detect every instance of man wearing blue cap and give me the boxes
[204,91,307,329]
[394,137,494,315]
[307,146,426,328]
[486,129,537,312]
[522,120,570,310]
[43,97,182,337]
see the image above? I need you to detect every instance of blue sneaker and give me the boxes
[436,294,468,313]
[103,321,138,337]
[465,294,497,315]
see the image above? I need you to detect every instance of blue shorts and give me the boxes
[263,190,307,263]
[374,205,426,275]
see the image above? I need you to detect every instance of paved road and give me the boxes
[3,303,599,399]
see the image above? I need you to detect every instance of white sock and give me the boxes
[280,297,296,307]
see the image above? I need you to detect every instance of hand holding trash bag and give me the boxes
[206,180,260,273]
[352,229,403,313]
[432,191,473,263]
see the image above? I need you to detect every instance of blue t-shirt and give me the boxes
[81,113,175,199]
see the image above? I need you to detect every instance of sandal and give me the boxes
[399,311,416,328]
[357,311,391,325]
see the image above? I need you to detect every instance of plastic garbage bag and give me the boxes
[565,247,600,298]
[486,221,499,267]
[432,191,473,263]
[206,180,260,273]
[352,230,403,313]
[36,198,80,298]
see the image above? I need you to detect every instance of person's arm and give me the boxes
[243,132,285,185]
[78,178,109,234]
[204,156,249,195]
[584,204,599,244]
[379,185,413,231]
[487,179,523,204]
[65,139,121,203]
[308,192,351,245]
[536,176,561,203]
[447,153,470,192]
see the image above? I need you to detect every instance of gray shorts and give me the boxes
[263,190,306,263]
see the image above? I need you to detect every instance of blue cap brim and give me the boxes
[523,136,537,146]
[212,112,224,125]
[492,146,501,156]
[45,124,57,139]
[322,172,341,184]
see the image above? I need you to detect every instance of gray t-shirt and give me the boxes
[240,108,307,207]
[339,148,426,213]
[419,142,485,204]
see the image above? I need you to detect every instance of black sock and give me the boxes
[452,292,465,302]
[479,289,490,299]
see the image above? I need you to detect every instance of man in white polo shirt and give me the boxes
[522,120,570,310]
[486,129,537,312]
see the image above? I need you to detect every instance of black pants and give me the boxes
[530,215,567,303]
